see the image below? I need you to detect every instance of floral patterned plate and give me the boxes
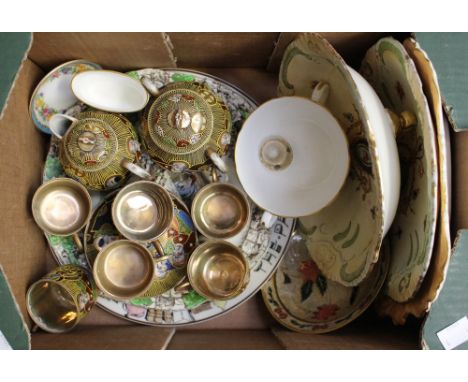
[43,68,295,326]
[375,38,451,324]
[279,33,385,287]
[261,234,389,334]
[29,60,101,134]
[360,37,438,303]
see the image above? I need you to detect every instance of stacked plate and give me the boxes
[259,33,450,333]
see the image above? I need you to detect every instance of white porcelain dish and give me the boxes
[235,96,349,217]
[71,70,149,113]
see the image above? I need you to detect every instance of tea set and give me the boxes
[27,33,442,333]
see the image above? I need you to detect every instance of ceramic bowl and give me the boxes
[262,235,389,333]
[235,96,349,217]
[72,70,149,113]
[360,37,439,304]
[29,60,101,134]
[276,33,390,287]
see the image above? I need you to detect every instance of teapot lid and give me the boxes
[147,82,216,156]
[64,117,118,171]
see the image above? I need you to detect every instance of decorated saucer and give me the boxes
[262,232,389,334]
[279,33,385,287]
[360,37,438,303]
[29,60,101,134]
[84,191,197,296]
[376,38,451,324]
[43,68,295,326]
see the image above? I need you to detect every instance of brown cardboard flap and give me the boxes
[167,329,283,350]
[169,33,280,68]
[32,326,175,350]
[195,67,278,104]
[272,318,419,350]
[0,58,48,329]
[28,33,177,71]
[452,130,468,233]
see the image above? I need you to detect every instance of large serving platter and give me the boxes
[360,37,438,303]
[43,68,295,326]
[375,38,452,324]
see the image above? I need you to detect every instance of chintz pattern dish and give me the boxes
[279,33,384,287]
[29,60,101,134]
[262,236,389,333]
[43,68,295,326]
[361,37,438,303]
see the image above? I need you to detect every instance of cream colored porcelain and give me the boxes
[347,67,400,235]
[376,38,448,323]
[235,88,349,218]
[72,70,149,113]
[361,37,439,304]
[278,33,385,287]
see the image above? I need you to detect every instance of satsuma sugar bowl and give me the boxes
[49,110,152,191]
[140,81,232,172]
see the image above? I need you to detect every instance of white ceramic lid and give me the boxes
[72,70,149,113]
[235,97,349,217]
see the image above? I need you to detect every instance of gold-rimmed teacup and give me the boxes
[93,240,155,300]
[187,240,250,301]
[191,182,251,246]
[111,180,174,256]
[26,265,97,333]
[31,178,92,251]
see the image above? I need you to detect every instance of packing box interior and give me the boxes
[1,32,466,350]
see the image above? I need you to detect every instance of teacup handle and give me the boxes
[206,147,228,173]
[72,233,83,252]
[311,81,330,106]
[151,240,166,258]
[173,276,191,294]
[49,114,78,140]
[121,159,154,181]
[261,211,278,229]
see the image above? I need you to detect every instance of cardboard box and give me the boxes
[0,32,460,350]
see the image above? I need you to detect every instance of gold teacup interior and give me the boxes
[94,241,154,299]
[27,281,79,333]
[192,183,250,239]
[113,181,173,242]
[32,179,91,235]
[188,241,249,300]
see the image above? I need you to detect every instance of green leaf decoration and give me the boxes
[283,272,291,284]
[126,71,140,80]
[316,274,327,296]
[349,286,359,305]
[130,296,153,306]
[300,280,313,302]
[182,290,206,310]
[406,231,414,266]
[171,73,195,82]
[342,224,360,248]
[44,157,64,179]
[333,221,351,242]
